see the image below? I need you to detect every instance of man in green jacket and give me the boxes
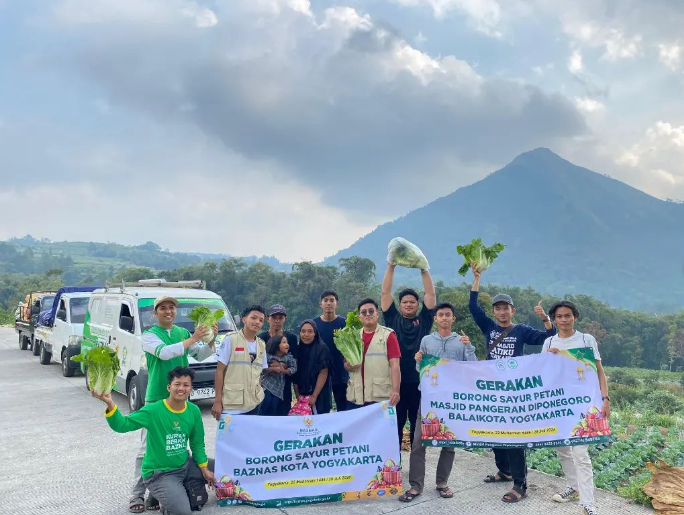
[94,367,215,515]
[131,295,217,512]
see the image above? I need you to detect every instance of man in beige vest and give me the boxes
[345,298,401,409]
[211,305,268,420]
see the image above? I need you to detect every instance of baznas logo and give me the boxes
[496,361,506,371]
[303,416,314,427]
[508,359,518,370]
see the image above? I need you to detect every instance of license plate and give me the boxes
[191,387,215,400]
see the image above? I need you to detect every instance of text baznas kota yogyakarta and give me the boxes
[431,374,592,424]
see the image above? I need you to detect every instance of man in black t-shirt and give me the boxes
[381,264,436,447]
[258,304,298,415]
[313,290,348,412]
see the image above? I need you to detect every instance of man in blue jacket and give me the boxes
[469,263,555,503]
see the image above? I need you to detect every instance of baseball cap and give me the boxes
[154,295,179,310]
[268,304,287,316]
[491,294,514,307]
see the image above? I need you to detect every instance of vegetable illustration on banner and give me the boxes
[419,349,610,448]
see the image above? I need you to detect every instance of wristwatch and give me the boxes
[602,396,611,401]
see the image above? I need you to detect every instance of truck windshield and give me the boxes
[69,297,90,324]
[41,296,55,311]
[138,299,236,334]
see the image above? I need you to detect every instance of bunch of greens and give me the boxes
[387,237,429,270]
[188,306,225,343]
[456,238,505,276]
[333,310,364,366]
[72,346,120,395]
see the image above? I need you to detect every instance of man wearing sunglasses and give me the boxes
[344,298,401,410]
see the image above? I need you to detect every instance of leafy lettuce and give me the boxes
[456,238,505,276]
[72,346,120,395]
[188,306,225,343]
[333,310,364,366]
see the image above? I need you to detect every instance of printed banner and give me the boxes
[419,349,610,448]
[214,402,402,508]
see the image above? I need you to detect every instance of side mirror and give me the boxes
[120,316,135,334]
[57,309,67,321]
[31,306,40,315]
[233,315,241,328]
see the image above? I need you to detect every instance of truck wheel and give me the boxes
[19,333,29,350]
[39,345,52,365]
[32,338,41,356]
[62,351,75,377]
[128,375,144,412]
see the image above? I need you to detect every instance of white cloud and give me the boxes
[615,121,684,197]
[389,0,503,37]
[568,50,583,74]
[415,30,427,44]
[575,97,605,113]
[658,42,682,71]
[602,29,642,61]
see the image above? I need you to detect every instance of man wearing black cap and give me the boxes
[469,263,555,503]
[258,304,298,415]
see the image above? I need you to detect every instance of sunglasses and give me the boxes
[360,308,376,316]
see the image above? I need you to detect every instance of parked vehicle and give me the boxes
[79,279,236,411]
[15,292,57,354]
[33,287,100,375]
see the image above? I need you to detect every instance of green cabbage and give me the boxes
[333,310,364,366]
[387,237,429,270]
[188,306,225,343]
[456,238,505,276]
[71,346,120,395]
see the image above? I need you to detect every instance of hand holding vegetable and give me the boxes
[471,262,481,278]
[387,237,429,270]
[92,389,115,412]
[71,346,120,395]
[344,358,361,372]
[334,311,364,367]
[188,306,224,344]
[188,325,210,347]
[457,238,505,276]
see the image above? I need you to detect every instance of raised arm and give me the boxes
[381,263,396,312]
[421,269,436,309]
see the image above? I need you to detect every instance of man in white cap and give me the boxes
[128,295,218,513]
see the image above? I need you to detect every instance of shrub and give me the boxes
[609,369,639,387]
[641,391,683,415]
[680,373,684,387]
[610,385,646,409]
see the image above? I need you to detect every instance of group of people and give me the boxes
[92,261,610,515]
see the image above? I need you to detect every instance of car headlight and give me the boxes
[68,335,83,347]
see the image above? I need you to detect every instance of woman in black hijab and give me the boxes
[293,319,333,414]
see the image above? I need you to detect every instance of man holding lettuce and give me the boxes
[130,296,218,512]
[94,366,215,515]
[381,257,436,448]
[469,265,555,503]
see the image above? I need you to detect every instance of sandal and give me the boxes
[502,485,527,503]
[145,495,160,511]
[436,486,454,498]
[484,472,513,483]
[129,497,145,514]
[398,491,421,502]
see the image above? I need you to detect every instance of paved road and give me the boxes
[0,327,652,515]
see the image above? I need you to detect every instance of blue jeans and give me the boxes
[258,390,282,416]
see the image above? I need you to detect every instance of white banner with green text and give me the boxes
[419,349,611,448]
[214,402,402,508]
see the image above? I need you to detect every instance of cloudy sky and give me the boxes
[1,0,684,261]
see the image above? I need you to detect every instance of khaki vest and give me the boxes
[221,330,265,412]
[347,325,393,405]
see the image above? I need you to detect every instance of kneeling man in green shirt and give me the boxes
[94,367,215,515]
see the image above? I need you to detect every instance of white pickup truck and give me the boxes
[33,288,98,376]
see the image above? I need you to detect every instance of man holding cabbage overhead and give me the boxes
[381,238,436,448]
